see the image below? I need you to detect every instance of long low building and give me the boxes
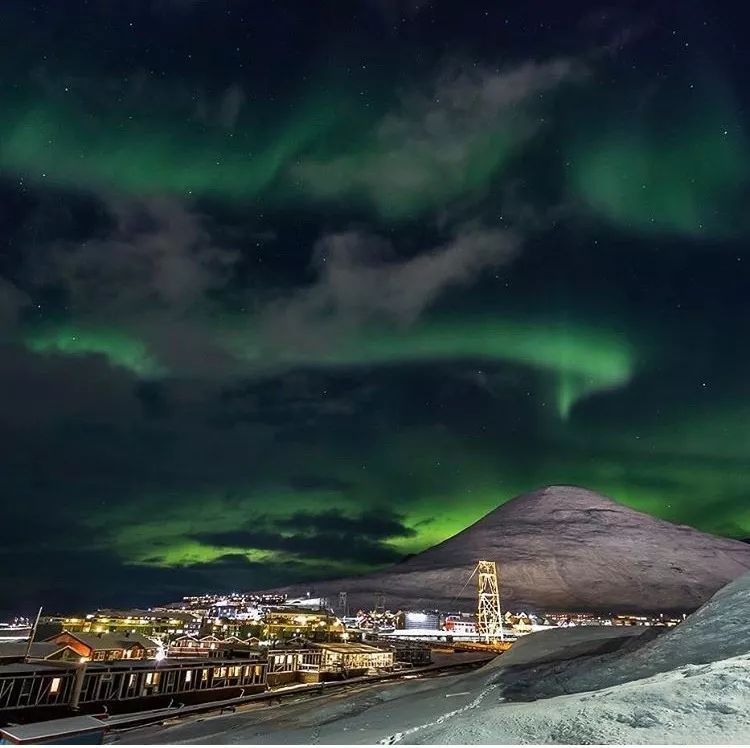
[0,656,269,719]
[0,641,397,720]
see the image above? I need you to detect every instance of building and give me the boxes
[0,642,79,666]
[45,631,159,662]
[404,611,440,630]
[262,608,344,640]
[354,610,404,631]
[443,615,477,635]
[167,635,260,658]
[0,640,394,719]
[45,611,200,639]
[365,638,432,667]
[0,656,268,717]
[312,642,394,677]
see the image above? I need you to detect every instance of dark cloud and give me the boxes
[0,546,313,615]
[194,510,416,565]
[276,510,417,540]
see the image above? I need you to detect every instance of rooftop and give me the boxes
[49,630,159,651]
[0,715,105,743]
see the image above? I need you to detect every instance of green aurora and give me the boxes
[1,0,749,610]
[21,313,638,419]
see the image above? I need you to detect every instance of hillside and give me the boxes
[275,485,750,613]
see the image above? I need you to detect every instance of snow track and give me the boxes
[378,684,499,744]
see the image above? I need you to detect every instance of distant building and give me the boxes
[168,635,260,658]
[443,615,477,635]
[262,608,344,640]
[46,611,200,638]
[45,631,159,662]
[404,611,440,630]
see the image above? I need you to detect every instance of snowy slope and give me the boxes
[405,570,750,744]
[403,654,750,745]
[488,568,750,701]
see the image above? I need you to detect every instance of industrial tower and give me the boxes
[476,560,505,641]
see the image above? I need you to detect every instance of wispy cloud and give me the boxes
[293,57,585,218]
[261,225,521,351]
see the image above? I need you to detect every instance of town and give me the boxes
[0,561,687,743]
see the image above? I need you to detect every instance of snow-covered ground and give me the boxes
[398,654,750,744]
[118,572,750,745]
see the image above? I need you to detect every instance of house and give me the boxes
[45,631,159,662]
[0,642,79,665]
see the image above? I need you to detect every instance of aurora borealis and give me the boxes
[1,0,749,613]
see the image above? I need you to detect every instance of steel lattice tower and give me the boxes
[476,560,505,641]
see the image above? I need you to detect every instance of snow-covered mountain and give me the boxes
[277,485,750,613]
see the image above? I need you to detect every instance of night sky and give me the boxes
[1,0,749,614]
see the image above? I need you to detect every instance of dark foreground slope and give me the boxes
[274,485,750,613]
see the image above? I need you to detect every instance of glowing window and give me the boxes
[145,673,153,685]
[185,670,192,683]
[49,677,61,695]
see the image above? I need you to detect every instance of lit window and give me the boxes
[202,669,208,681]
[49,677,61,695]
[146,673,153,685]
[185,670,192,683]
[128,674,136,687]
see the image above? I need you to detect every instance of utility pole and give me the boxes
[476,561,504,642]
[23,606,43,663]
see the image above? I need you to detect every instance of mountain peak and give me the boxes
[493,484,622,515]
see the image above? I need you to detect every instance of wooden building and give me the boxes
[0,642,79,665]
[45,631,159,662]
